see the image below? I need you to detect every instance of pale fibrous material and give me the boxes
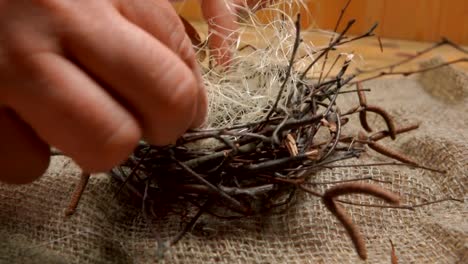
[0,1,467,263]
[203,0,317,128]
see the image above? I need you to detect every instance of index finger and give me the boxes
[118,0,207,127]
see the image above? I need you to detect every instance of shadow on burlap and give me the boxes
[0,63,467,264]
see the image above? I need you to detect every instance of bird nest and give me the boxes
[63,1,467,260]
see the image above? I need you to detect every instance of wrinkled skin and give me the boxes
[0,0,269,184]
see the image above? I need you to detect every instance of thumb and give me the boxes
[0,107,50,184]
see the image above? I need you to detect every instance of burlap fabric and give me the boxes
[0,62,466,263]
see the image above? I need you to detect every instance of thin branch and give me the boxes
[336,197,462,209]
[264,14,302,122]
[321,161,445,174]
[356,38,467,74]
[318,0,352,85]
[173,158,248,214]
[300,19,356,80]
[169,201,210,246]
[352,58,468,85]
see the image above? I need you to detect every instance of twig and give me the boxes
[352,58,468,85]
[409,197,463,208]
[305,176,392,185]
[300,19,356,80]
[336,197,462,209]
[114,147,151,199]
[264,14,302,122]
[357,38,467,74]
[173,158,248,214]
[169,200,210,246]
[107,11,467,261]
[317,0,352,85]
[323,54,344,82]
[320,112,342,161]
[377,36,384,53]
[321,161,445,174]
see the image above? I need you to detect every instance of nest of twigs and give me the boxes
[63,2,468,260]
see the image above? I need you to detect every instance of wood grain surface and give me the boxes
[173,0,468,45]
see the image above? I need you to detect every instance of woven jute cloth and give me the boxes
[0,62,467,263]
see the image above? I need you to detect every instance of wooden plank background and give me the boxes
[173,0,468,45]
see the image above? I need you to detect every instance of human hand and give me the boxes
[0,0,209,183]
[0,0,272,184]
[198,0,272,65]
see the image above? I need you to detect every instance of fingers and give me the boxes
[247,0,272,10]
[61,5,204,145]
[5,52,141,172]
[199,0,274,67]
[1,0,212,176]
[117,0,207,127]
[201,0,238,66]
[233,0,272,11]
[0,107,50,184]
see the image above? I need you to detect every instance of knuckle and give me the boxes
[166,67,199,113]
[144,69,199,146]
[78,118,141,172]
[168,20,197,67]
[167,16,185,47]
[191,90,208,128]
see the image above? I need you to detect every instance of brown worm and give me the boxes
[359,111,373,132]
[358,130,368,141]
[356,82,374,132]
[340,117,350,126]
[371,123,420,141]
[323,197,367,260]
[65,172,90,216]
[356,82,367,106]
[390,239,398,264]
[368,141,417,166]
[322,183,401,260]
[365,105,397,140]
[323,182,400,205]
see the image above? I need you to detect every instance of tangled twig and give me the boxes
[61,1,467,260]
